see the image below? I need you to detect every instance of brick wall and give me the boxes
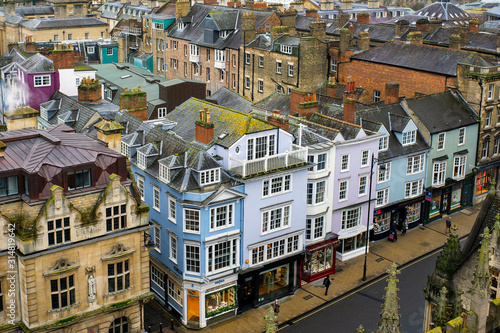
[339,59,454,100]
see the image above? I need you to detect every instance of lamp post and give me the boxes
[362,153,384,281]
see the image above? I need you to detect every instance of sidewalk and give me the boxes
[145,204,481,333]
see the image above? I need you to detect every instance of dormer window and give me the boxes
[137,152,147,169]
[219,30,230,38]
[177,22,185,30]
[154,22,164,30]
[68,169,91,190]
[121,142,130,157]
[0,176,18,197]
[379,136,388,151]
[159,163,170,183]
[280,45,292,54]
[402,130,416,146]
[200,169,220,186]
[40,106,48,121]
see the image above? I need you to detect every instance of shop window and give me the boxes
[450,188,462,210]
[206,286,237,318]
[374,212,391,234]
[406,202,421,224]
[430,196,441,218]
[258,264,289,302]
[303,244,334,278]
[337,232,366,254]
[168,279,182,304]
[476,170,492,195]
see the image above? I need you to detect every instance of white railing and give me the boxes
[214,60,225,70]
[189,54,200,63]
[229,144,308,177]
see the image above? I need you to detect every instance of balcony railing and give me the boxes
[214,60,225,70]
[229,143,308,178]
[189,54,200,63]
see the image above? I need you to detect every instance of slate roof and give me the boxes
[288,120,342,146]
[414,2,472,21]
[6,14,22,25]
[0,124,122,174]
[166,98,275,148]
[308,113,364,140]
[98,1,125,19]
[482,20,500,30]
[349,22,398,42]
[253,92,291,114]
[208,87,253,114]
[89,63,168,107]
[246,34,272,50]
[485,6,500,17]
[15,5,53,16]
[351,41,493,76]
[168,4,274,50]
[404,90,478,134]
[19,52,54,73]
[425,28,498,53]
[22,17,107,29]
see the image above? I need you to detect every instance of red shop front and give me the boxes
[301,234,338,283]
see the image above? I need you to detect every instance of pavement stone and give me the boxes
[144,204,481,333]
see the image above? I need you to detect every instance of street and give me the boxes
[279,248,443,333]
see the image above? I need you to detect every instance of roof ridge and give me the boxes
[289,115,341,134]
[313,112,363,129]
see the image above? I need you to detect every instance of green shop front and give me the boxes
[425,174,474,223]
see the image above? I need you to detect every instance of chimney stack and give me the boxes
[469,19,479,33]
[175,0,190,19]
[95,119,125,153]
[357,12,370,24]
[4,106,39,131]
[340,0,353,10]
[459,25,469,45]
[395,20,409,38]
[337,12,350,29]
[290,90,318,120]
[50,44,76,70]
[305,9,318,18]
[449,34,462,50]
[407,31,423,44]
[428,18,442,34]
[367,0,379,8]
[242,12,257,45]
[310,20,326,41]
[196,107,214,144]
[5,1,15,15]
[267,110,289,131]
[326,76,338,98]
[358,31,370,50]
[343,98,355,124]
[120,86,148,120]
[0,141,6,158]
[416,18,429,32]
[320,1,335,11]
[384,83,399,104]
[340,28,350,54]
[78,77,102,103]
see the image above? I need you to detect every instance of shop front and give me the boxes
[182,274,238,328]
[372,198,424,240]
[474,162,500,203]
[425,175,474,223]
[302,234,338,283]
[237,253,302,314]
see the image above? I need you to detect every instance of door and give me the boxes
[441,192,451,215]
[187,290,200,324]
[241,277,255,307]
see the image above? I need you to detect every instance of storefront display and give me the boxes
[303,244,335,280]
[450,189,461,210]
[258,264,289,302]
[430,196,441,218]
[337,232,366,255]
[476,170,492,196]
[406,203,421,224]
[374,212,391,234]
[205,286,237,318]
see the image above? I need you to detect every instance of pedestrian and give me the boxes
[271,299,280,323]
[402,219,408,236]
[323,275,331,295]
[391,221,398,241]
[446,216,452,234]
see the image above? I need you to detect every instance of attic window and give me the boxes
[280,45,292,54]
[40,106,48,121]
[177,22,185,30]
[159,163,170,183]
[218,133,228,140]
[121,142,130,157]
[137,151,147,169]
[200,169,220,186]
[438,13,442,18]
[154,22,164,30]
[402,130,417,146]
[121,75,132,79]
[219,30,230,38]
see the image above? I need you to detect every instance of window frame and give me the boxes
[306,215,325,241]
[359,175,368,196]
[50,275,76,310]
[437,132,446,151]
[339,179,348,202]
[406,154,425,175]
[199,168,221,186]
[34,75,51,87]
[262,174,292,198]
[276,61,282,74]
[402,130,417,145]
[183,208,200,234]
[107,259,130,293]
[340,154,350,172]
[169,233,177,263]
[154,222,161,252]
[453,155,467,179]
[168,197,176,223]
[209,203,235,231]
[376,188,389,207]
[341,207,361,230]
[261,205,291,235]
[185,244,200,274]
[458,127,466,146]
[432,161,446,186]
[47,216,71,247]
[153,185,160,212]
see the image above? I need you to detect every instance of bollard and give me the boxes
[148,325,151,333]
[159,323,162,333]
[171,318,174,331]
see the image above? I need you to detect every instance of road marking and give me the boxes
[277,246,447,331]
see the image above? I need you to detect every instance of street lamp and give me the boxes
[362,153,385,281]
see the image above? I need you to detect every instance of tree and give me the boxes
[264,306,278,333]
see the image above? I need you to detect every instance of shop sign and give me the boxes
[174,266,182,275]
[425,190,432,201]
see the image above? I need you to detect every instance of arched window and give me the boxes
[109,317,129,333]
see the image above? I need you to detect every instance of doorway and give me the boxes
[187,290,199,324]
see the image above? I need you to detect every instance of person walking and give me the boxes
[401,219,408,236]
[446,215,452,234]
[323,275,331,295]
[272,299,280,323]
